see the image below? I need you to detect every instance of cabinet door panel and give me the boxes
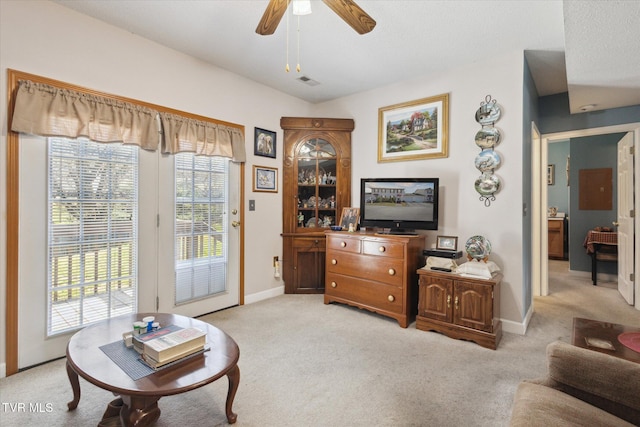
[418,276,453,322]
[293,249,325,293]
[454,280,493,332]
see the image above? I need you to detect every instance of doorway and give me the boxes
[533,123,640,309]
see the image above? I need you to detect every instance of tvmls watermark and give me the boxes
[1,402,54,413]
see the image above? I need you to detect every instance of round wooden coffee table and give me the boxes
[66,313,240,426]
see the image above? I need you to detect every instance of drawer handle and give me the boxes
[455,296,459,310]
[388,295,395,302]
[331,259,337,265]
[447,295,451,308]
[388,268,396,276]
[331,281,337,288]
[340,241,347,247]
[378,246,386,252]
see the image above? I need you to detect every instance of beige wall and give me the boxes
[314,52,527,330]
[0,0,528,373]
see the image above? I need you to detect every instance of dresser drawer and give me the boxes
[292,237,326,249]
[326,272,403,314]
[326,251,404,287]
[326,236,362,253]
[362,239,404,258]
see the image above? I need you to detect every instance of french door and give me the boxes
[17,135,240,369]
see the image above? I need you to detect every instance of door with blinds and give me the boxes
[17,136,240,368]
[154,152,241,317]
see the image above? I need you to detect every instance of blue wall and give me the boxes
[548,140,569,213]
[538,93,640,134]
[568,133,623,274]
[522,56,539,316]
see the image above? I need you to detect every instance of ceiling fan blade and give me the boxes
[256,0,291,35]
[322,0,376,34]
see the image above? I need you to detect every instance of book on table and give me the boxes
[140,346,209,370]
[133,324,184,354]
[142,327,207,363]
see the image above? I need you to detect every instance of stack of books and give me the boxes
[133,325,207,370]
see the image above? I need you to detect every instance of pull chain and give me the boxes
[296,15,301,72]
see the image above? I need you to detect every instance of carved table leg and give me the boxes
[119,395,161,427]
[66,360,81,410]
[225,364,240,424]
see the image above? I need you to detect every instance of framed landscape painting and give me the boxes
[378,93,449,162]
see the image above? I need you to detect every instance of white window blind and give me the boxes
[48,137,138,335]
[175,153,228,304]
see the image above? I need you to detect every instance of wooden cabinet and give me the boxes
[548,218,566,260]
[324,232,426,327]
[281,117,353,294]
[416,269,502,349]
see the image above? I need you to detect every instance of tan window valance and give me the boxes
[11,80,159,150]
[160,112,246,162]
[10,79,245,162]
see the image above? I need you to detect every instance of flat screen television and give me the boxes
[360,178,439,234]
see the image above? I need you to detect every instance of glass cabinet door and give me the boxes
[296,138,337,229]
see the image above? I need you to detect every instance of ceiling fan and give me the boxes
[256,0,376,35]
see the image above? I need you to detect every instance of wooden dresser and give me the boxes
[324,232,426,328]
[416,268,502,349]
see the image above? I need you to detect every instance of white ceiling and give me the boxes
[52,0,640,113]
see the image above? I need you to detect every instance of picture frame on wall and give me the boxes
[378,93,449,162]
[436,235,458,251]
[254,127,276,159]
[253,165,278,193]
[547,164,555,185]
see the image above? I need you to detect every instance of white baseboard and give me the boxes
[500,303,534,335]
[0,362,6,379]
[244,285,284,305]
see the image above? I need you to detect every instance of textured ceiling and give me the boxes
[52,0,640,113]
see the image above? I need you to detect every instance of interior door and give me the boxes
[617,132,634,304]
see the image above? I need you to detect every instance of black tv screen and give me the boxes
[360,178,439,233]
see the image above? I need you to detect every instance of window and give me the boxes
[174,153,229,304]
[48,137,138,335]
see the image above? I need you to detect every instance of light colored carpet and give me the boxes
[1,261,638,426]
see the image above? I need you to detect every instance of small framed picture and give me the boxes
[253,165,278,193]
[547,164,555,185]
[436,235,458,251]
[339,207,360,231]
[254,127,276,158]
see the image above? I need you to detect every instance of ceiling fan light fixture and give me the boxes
[292,0,312,16]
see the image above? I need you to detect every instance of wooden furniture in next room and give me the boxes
[324,231,425,328]
[66,313,240,426]
[548,217,567,260]
[571,317,640,363]
[583,229,618,286]
[281,117,353,294]
[416,268,502,349]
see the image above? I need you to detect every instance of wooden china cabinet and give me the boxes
[281,117,353,294]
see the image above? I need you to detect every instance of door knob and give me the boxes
[232,221,241,228]
[612,221,619,227]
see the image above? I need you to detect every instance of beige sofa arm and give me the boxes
[534,341,640,424]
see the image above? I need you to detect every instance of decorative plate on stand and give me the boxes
[465,235,492,261]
